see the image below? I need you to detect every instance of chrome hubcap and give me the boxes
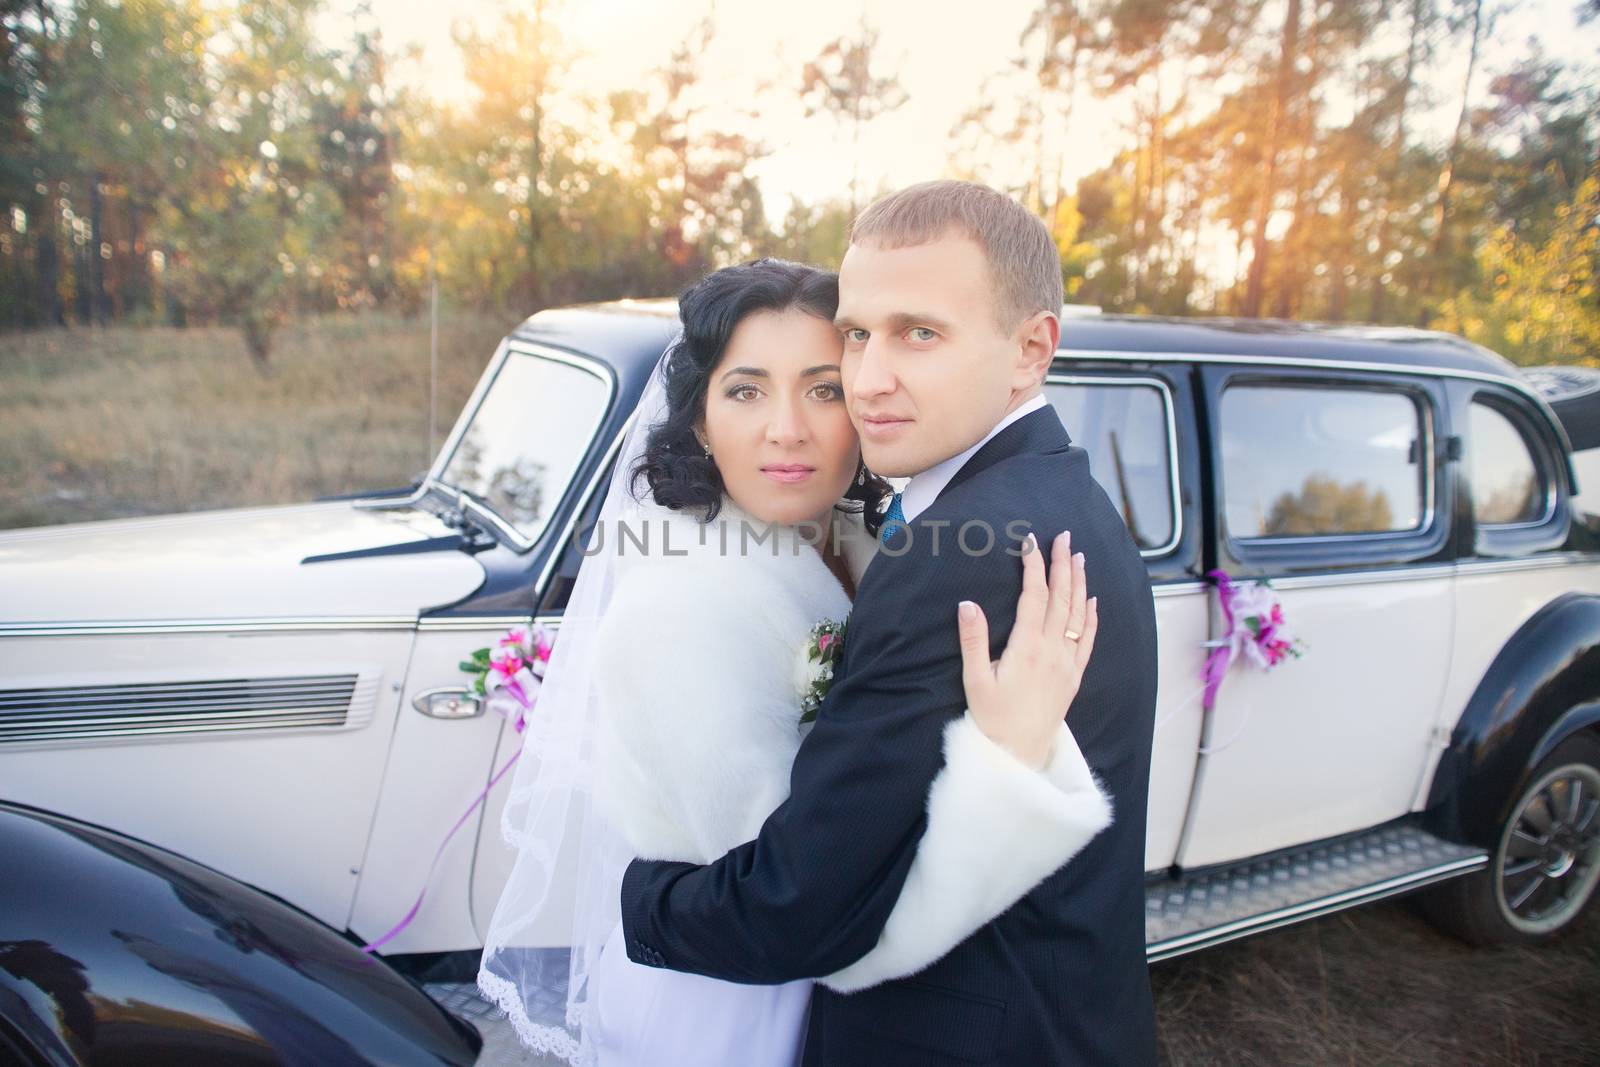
[1497,763,1600,934]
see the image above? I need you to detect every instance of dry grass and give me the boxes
[0,313,514,530]
[1153,894,1600,1066]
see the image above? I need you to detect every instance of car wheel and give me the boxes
[1417,732,1600,946]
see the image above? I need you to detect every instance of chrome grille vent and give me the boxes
[0,673,370,743]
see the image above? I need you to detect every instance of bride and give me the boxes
[478,259,1109,1066]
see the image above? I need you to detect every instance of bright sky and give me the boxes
[326,0,1597,224]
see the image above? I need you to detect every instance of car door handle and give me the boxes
[412,686,484,719]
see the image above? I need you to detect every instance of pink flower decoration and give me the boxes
[499,627,528,649]
[1201,569,1305,707]
[504,675,528,705]
[817,633,834,655]
[490,654,525,678]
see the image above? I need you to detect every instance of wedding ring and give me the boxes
[1064,629,1081,641]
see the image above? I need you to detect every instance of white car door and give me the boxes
[1176,369,1457,868]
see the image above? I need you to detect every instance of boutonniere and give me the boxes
[795,616,849,725]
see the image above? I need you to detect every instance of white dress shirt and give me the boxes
[898,393,1051,522]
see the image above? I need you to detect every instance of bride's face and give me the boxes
[699,306,859,528]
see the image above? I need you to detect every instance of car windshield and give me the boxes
[433,348,612,545]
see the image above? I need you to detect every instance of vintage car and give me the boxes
[3,301,1598,1062]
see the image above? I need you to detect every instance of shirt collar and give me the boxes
[898,393,1050,523]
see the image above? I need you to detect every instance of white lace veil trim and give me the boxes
[476,329,680,1065]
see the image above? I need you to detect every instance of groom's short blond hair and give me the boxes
[849,180,1064,332]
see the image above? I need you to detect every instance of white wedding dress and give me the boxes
[582,497,1116,1067]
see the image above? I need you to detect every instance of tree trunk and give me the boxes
[1329,158,1355,321]
[1372,0,1426,323]
[1243,0,1303,317]
[33,190,64,327]
[1152,72,1167,300]
[1230,226,1250,314]
[527,0,547,310]
[1131,115,1148,308]
[88,171,109,325]
[1426,0,1483,312]
[1044,42,1082,244]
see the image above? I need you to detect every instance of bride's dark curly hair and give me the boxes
[632,257,891,532]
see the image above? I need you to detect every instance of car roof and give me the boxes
[510,300,1527,386]
[1057,314,1524,382]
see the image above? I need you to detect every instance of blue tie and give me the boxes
[881,492,906,545]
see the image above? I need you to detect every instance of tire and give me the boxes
[1417,732,1600,947]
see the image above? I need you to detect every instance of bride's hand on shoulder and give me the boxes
[957,530,1098,770]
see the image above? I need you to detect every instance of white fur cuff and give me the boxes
[818,714,1114,993]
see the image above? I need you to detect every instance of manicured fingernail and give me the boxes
[959,601,977,621]
[1026,532,1037,551]
[1074,552,1085,566]
[1089,596,1098,607]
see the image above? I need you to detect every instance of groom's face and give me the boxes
[835,232,1031,479]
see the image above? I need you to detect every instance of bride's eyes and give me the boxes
[723,381,843,402]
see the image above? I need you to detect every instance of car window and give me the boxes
[1469,401,1547,525]
[1045,379,1176,553]
[437,350,611,544]
[1220,384,1427,538]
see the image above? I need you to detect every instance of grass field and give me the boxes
[0,313,513,530]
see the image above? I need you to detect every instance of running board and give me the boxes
[1146,822,1488,962]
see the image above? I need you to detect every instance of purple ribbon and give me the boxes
[359,747,522,954]
[1201,568,1235,711]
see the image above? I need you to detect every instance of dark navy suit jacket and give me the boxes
[620,405,1160,1066]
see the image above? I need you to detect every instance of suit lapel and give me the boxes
[939,404,1073,503]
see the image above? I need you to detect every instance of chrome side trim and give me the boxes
[1266,564,1458,591]
[416,614,535,633]
[0,616,417,638]
[417,614,564,633]
[0,672,374,744]
[1145,854,1488,963]
[1151,581,1208,599]
[1044,373,1184,558]
[1455,553,1600,576]
[1171,555,1595,592]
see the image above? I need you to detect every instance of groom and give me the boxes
[620,180,1160,1065]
